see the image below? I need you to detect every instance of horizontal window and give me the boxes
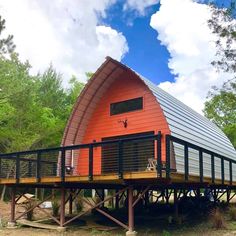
[110,97,143,115]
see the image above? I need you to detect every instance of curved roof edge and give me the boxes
[62,57,236,161]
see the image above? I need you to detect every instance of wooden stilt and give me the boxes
[10,187,16,223]
[7,187,17,228]
[69,190,73,215]
[60,187,65,228]
[126,186,137,236]
[174,189,179,220]
[115,189,119,210]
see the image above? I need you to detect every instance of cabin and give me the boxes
[62,56,236,182]
[1,57,236,235]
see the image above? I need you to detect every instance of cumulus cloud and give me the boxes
[150,0,234,114]
[123,0,159,15]
[0,0,128,84]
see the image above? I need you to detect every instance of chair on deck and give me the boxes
[146,158,157,171]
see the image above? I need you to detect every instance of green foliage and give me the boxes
[0,16,15,56]
[0,54,85,152]
[162,230,171,236]
[204,80,236,148]
[52,200,60,217]
[208,3,236,76]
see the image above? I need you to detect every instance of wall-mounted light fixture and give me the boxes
[118,118,128,128]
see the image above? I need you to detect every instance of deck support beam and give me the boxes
[7,187,17,228]
[126,186,137,236]
[174,189,179,221]
[60,187,66,229]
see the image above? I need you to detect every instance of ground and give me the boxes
[1,200,236,236]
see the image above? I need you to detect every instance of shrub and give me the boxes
[162,230,171,236]
[229,206,236,220]
[22,201,36,221]
[52,200,60,217]
[75,198,83,213]
[209,208,226,229]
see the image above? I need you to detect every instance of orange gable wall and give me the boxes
[77,73,171,175]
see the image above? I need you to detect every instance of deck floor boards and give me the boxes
[0,171,235,186]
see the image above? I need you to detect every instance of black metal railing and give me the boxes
[0,133,162,183]
[0,132,235,185]
[166,135,236,185]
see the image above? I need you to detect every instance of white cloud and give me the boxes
[0,0,128,84]
[150,0,234,114]
[123,0,159,15]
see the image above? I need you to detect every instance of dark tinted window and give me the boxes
[110,97,143,115]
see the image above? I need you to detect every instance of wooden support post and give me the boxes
[165,189,169,204]
[174,189,179,221]
[7,187,17,228]
[144,191,149,206]
[10,187,16,223]
[60,187,66,228]
[196,188,201,200]
[227,188,230,204]
[126,186,137,236]
[101,189,105,208]
[115,190,119,210]
[69,190,73,215]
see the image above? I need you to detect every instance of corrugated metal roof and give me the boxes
[130,69,236,180]
[138,76,236,159]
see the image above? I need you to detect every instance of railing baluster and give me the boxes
[230,161,233,185]
[53,162,57,176]
[89,145,93,181]
[157,131,162,178]
[211,154,215,184]
[221,157,224,185]
[184,144,189,181]
[61,149,66,183]
[199,149,203,183]
[36,152,41,182]
[165,135,170,179]
[15,154,20,183]
[28,160,32,177]
[118,140,123,179]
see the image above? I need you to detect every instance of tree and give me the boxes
[204,80,236,148]
[0,16,15,56]
[204,2,236,148]
[208,2,236,75]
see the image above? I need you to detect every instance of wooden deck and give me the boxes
[1,171,235,187]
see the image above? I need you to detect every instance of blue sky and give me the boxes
[105,1,173,84]
[0,0,234,114]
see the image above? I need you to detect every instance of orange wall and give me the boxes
[78,73,171,175]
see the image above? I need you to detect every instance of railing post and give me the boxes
[184,144,189,181]
[118,140,123,179]
[15,154,20,183]
[36,152,41,182]
[230,161,233,186]
[60,149,66,183]
[157,131,162,178]
[199,149,203,183]
[89,144,93,181]
[165,135,170,179]
[211,154,215,184]
[221,157,224,185]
